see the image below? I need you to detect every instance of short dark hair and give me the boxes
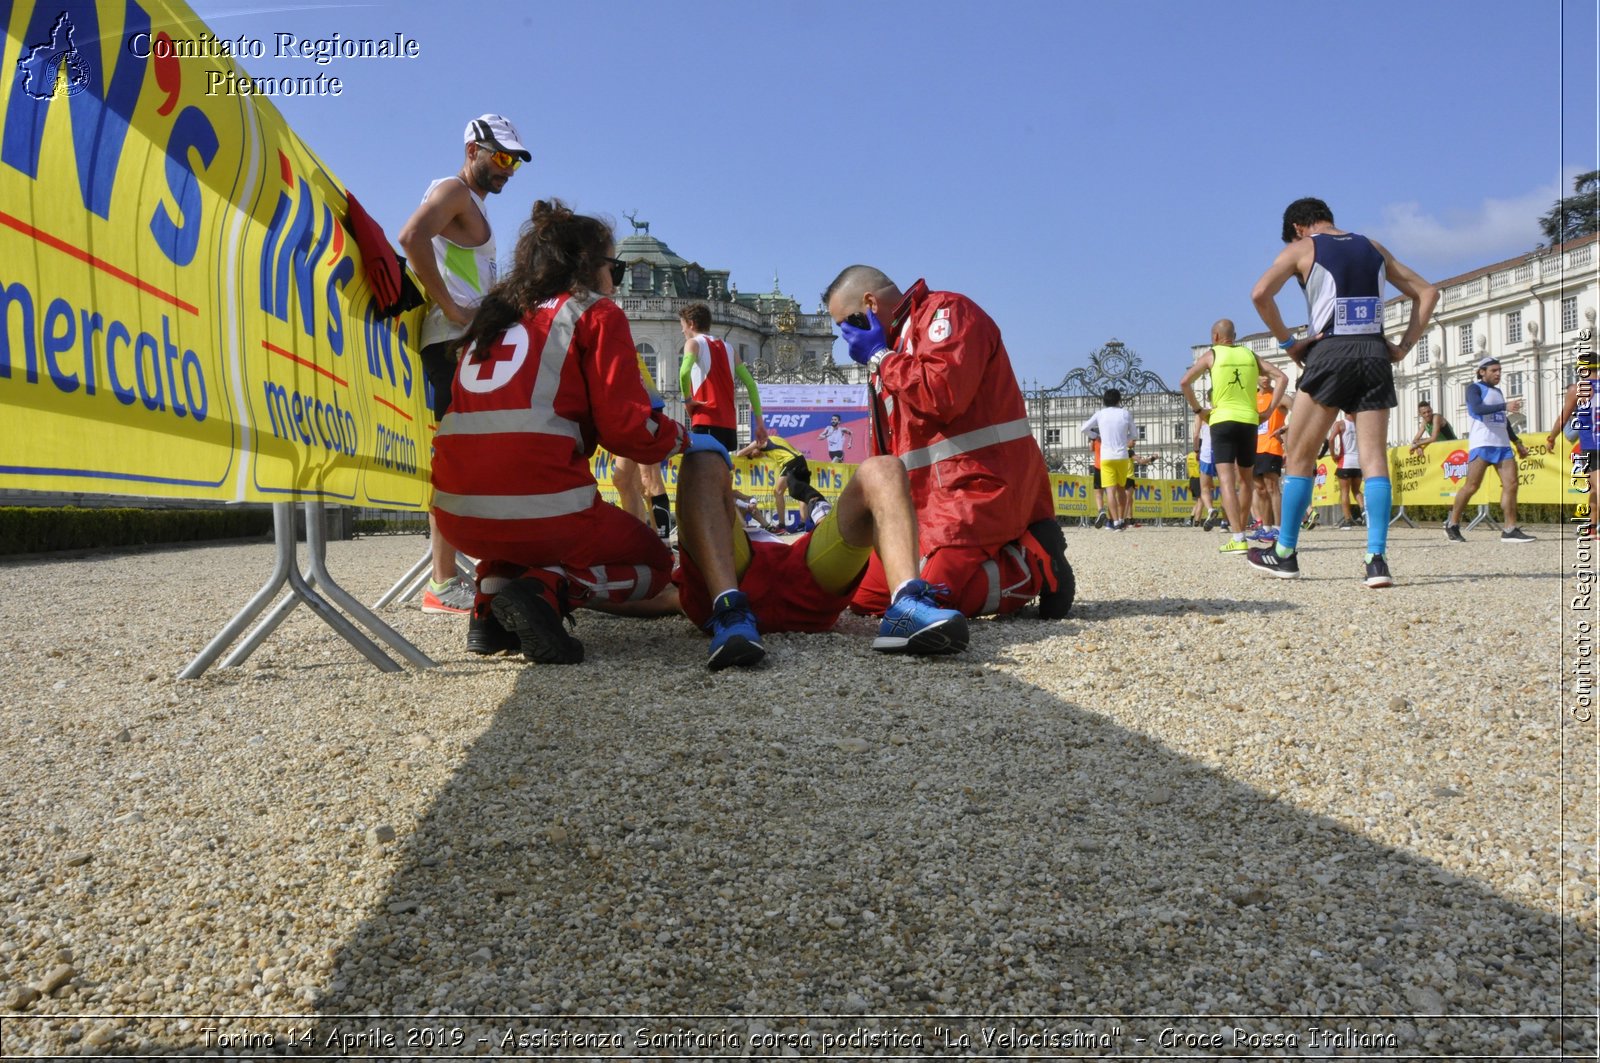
[679,303,711,332]
[1281,197,1334,243]
[1104,388,1122,406]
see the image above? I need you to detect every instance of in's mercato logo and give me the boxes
[18,11,89,100]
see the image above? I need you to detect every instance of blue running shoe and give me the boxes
[873,580,969,655]
[706,590,765,671]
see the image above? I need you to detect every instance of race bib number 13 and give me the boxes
[1334,296,1382,334]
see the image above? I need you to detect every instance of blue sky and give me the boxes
[192,0,1598,388]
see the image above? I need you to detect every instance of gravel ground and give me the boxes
[0,522,1594,1059]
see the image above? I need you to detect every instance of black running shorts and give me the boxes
[1253,453,1284,478]
[1297,335,1397,413]
[422,341,457,421]
[1209,420,1257,467]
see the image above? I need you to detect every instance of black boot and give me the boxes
[1026,518,1075,619]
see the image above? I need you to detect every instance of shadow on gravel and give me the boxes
[307,626,1595,1058]
[1063,598,1298,621]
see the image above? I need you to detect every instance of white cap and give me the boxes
[1476,356,1500,370]
[464,114,531,161]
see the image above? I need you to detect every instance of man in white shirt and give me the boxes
[1081,389,1137,531]
[818,415,853,462]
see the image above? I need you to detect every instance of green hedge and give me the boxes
[0,507,273,556]
[353,516,429,536]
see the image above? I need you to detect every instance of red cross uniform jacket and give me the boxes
[432,291,688,544]
[869,280,1053,552]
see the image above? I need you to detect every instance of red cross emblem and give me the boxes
[470,336,519,382]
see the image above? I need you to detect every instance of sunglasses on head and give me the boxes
[605,256,627,286]
[476,143,520,171]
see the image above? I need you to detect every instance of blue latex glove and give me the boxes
[684,431,732,468]
[838,309,891,366]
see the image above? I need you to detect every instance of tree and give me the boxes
[1539,169,1600,246]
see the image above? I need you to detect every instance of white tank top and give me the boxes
[1338,419,1359,469]
[419,177,496,348]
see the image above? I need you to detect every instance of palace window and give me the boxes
[1563,296,1579,332]
[630,262,652,293]
[635,343,657,386]
[1415,334,1430,365]
[1417,387,1432,408]
[1173,423,1187,442]
[1506,310,1521,344]
[1505,371,1524,398]
[1045,428,1062,446]
[1459,323,1474,356]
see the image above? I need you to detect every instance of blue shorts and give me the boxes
[1470,446,1515,466]
[1198,460,1217,477]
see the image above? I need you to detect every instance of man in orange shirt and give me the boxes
[1250,375,1289,542]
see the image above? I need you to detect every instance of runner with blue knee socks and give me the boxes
[1246,198,1439,588]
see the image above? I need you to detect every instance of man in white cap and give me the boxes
[399,114,531,624]
[1443,356,1535,543]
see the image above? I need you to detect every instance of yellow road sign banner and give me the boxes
[1,0,430,506]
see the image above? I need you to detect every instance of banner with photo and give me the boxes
[1,0,430,507]
[756,384,869,465]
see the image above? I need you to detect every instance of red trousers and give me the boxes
[437,499,671,607]
[849,537,1045,618]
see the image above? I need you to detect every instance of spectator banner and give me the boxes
[591,450,856,510]
[1394,439,1586,507]
[1,0,430,508]
[756,385,869,465]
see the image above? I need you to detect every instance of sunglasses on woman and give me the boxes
[605,257,627,285]
[475,143,520,171]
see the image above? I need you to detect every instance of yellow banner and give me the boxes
[591,451,858,526]
[1,1,429,506]
[1394,438,1588,507]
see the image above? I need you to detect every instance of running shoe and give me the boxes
[1246,525,1272,542]
[1363,553,1394,589]
[1500,526,1536,544]
[1202,512,1218,532]
[1258,527,1279,543]
[706,590,765,671]
[1218,538,1250,555]
[421,575,474,615]
[1026,518,1074,619]
[810,499,833,524]
[466,597,520,656]
[1443,521,1466,543]
[490,578,583,664]
[1336,519,1354,530]
[1247,546,1301,579]
[1093,510,1109,529]
[874,579,969,654]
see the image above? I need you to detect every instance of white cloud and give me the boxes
[1371,167,1587,273]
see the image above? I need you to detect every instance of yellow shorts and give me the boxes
[730,505,870,597]
[1101,457,1133,486]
